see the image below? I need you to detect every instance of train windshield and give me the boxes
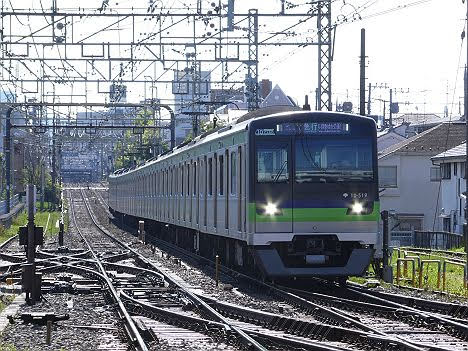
[295,137,373,183]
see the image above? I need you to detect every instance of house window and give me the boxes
[378,166,397,188]
[430,167,441,181]
[461,162,466,179]
[454,162,458,176]
[441,163,451,179]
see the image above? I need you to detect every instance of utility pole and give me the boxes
[389,88,393,129]
[367,82,371,116]
[5,108,11,214]
[40,158,44,211]
[465,0,468,282]
[359,28,366,116]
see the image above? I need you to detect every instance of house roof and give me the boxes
[431,143,466,163]
[378,122,466,159]
[260,84,295,108]
[392,113,444,126]
[377,124,407,138]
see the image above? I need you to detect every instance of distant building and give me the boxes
[213,83,296,125]
[378,122,466,235]
[392,113,462,136]
[431,143,467,234]
[259,79,273,99]
[210,87,244,105]
[0,91,17,153]
[173,69,211,145]
[260,84,296,108]
[63,107,138,182]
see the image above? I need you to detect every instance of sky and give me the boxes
[1,0,466,119]
[264,0,467,117]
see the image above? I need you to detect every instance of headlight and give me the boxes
[351,202,364,214]
[264,202,280,216]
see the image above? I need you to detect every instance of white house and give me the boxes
[378,122,466,233]
[431,143,467,234]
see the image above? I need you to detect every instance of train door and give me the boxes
[195,160,199,226]
[254,138,293,233]
[213,153,218,231]
[204,156,208,228]
[225,150,229,231]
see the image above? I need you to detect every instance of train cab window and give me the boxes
[219,155,224,195]
[295,137,373,183]
[256,142,289,183]
[208,158,213,196]
[231,152,237,195]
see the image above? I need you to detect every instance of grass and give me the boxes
[0,202,62,243]
[0,295,14,314]
[392,248,467,296]
[351,247,467,297]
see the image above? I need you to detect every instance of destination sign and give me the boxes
[276,122,350,135]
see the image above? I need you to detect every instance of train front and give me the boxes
[249,111,379,278]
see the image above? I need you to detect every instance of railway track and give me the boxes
[76,188,382,350]
[87,187,468,351]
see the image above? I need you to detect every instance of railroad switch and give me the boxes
[49,281,77,294]
[57,246,70,254]
[18,312,69,325]
[133,318,159,342]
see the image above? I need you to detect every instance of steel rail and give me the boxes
[346,281,468,319]
[102,221,427,351]
[69,195,149,351]
[120,290,351,351]
[346,286,468,339]
[79,188,267,351]
[127,232,449,351]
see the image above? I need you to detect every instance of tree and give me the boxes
[114,108,169,170]
[182,115,228,144]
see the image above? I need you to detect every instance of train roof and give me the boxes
[111,109,374,178]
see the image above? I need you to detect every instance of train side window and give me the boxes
[193,162,197,195]
[181,164,185,195]
[199,161,203,195]
[208,158,213,196]
[219,155,224,195]
[187,164,190,196]
[169,167,174,196]
[153,171,158,196]
[231,152,237,195]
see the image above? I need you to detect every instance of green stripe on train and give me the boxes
[249,202,380,223]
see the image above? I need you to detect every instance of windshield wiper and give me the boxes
[273,160,288,182]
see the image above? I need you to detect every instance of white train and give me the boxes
[109,109,380,278]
